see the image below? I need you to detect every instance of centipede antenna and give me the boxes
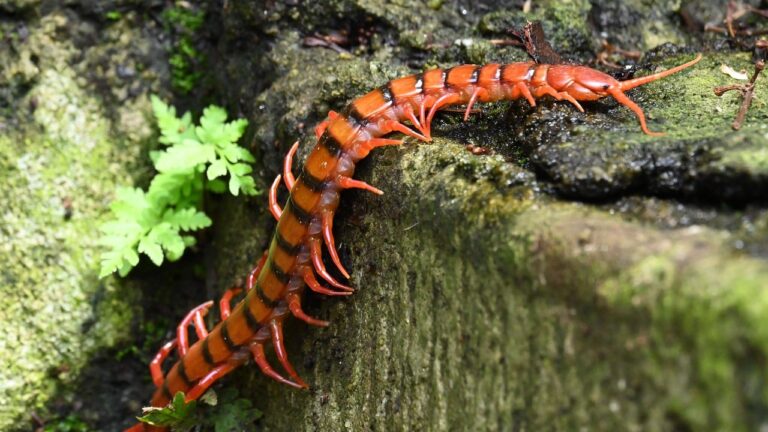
[618,53,702,91]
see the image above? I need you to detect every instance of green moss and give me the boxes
[0,11,159,431]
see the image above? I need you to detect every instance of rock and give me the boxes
[0,6,168,431]
[207,1,768,431]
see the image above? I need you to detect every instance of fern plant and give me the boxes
[99,96,259,278]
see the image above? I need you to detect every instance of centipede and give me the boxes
[126,52,702,431]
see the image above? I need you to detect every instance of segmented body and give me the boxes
[128,54,701,431]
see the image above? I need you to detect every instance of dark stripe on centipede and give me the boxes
[242,302,262,331]
[276,231,302,254]
[379,85,393,103]
[300,169,327,193]
[414,73,424,94]
[161,382,172,400]
[270,260,291,284]
[287,197,312,225]
[469,67,480,83]
[343,105,366,128]
[177,360,193,387]
[386,80,396,102]
[256,282,280,308]
[499,64,508,82]
[201,338,215,366]
[443,68,453,88]
[220,323,238,352]
[321,134,342,157]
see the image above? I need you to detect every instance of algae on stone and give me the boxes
[206,1,768,431]
[0,8,166,430]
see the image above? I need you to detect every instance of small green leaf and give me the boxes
[228,175,241,196]
[229,163,252,176]
[207,159,227,180]
[163,208,212,230]
[137,392,198,428]
[138,237,164,266]
[154,141,215,173]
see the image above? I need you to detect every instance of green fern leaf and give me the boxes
[138,392,198,429]
[151,95,196,146]
[163,207,212,230]
[138,236,164,266]
[154,141,216,173]
[206,159,227,180]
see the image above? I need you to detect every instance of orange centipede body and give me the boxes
[126,53,702,431]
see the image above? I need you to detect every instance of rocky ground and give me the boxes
[1,0,767,431]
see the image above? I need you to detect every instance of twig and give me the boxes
[713,60,765,130]
[508,21,564,64]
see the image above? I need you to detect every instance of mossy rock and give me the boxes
[205,0,768,431]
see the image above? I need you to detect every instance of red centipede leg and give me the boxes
[149,340,177,388]
[287,292,330,327]
[425,93,462,138]
[249,340,305,389]
[304,269,353,296]
[269,174,283,221]
[309,237,355,291]
[516,82,536,107]
[321,210,350,279]
[315,110,339,138]
[381,119,429,142]
[608,88,664,136]
[402,104,426,135]
[463,88,488,121]
[269,318,309,388]
[184,362,238,402]
[176,300,214,357]
[534,86,584,112]
[355,138,403,159]
[419,95,435,129]
[283,141,299,190]
[219,287,243,321]
[336,175,383,195]
[246,251,269,293]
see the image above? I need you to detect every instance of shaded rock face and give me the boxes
[208,1,768,432]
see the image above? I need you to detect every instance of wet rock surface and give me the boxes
[210,1,768,431]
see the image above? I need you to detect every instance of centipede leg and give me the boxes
[309,237,354,291]
[250,339,305,389]
[425,93,462,138]
[336,175,383,195]
[382,119,429,142]
[269,318,308,388]
[516,82,536,107]
[184,362,238,402]
[149,340,177,388]
[608,88,664,136]
[304,268,352,296]
[354,138,403,159]
[321,210,350,279]
[315,110,339,138]
[534,86,584,112]
[402,104,426,136]
[287,292,330,327]
[283,141,299,190]
[219,287,242,321]
[463,88,488,121]
[269,175,283,221]
[176,301,214,357]
[246,251,269,292]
